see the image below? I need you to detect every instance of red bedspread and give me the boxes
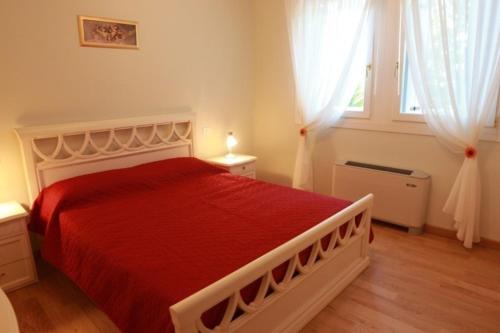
[31,158,367,333]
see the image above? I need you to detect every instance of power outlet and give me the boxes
[202,127,212,136]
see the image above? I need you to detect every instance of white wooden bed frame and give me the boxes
[15,113,373,333]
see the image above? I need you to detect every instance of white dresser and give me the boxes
[0,202,37,292]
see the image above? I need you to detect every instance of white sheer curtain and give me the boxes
[285,0,373,190]
[404,0,500,248]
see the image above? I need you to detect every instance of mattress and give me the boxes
[30,157,366,333]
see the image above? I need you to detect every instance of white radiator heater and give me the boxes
[333,161,430,233]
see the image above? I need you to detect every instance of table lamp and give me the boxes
[226,132,238,158]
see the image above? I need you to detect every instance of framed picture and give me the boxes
[78,16,139,49]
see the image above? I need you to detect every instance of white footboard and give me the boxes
[170,194,374,333]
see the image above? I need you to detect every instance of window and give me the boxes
[400,54,420,115]
[343,11,374,119]
[397,5,498,126]
[346,64,372,113]
[347,81,365,112]
[344,64,373,118]
[399,44,498,126]
[334,0,500,142]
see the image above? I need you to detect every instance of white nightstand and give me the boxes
[0,202,37,292]
[205,154,257,179]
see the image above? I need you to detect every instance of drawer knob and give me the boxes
[242,166,246,170]
[0,272,5,278]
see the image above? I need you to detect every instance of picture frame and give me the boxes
[78,16,139,49]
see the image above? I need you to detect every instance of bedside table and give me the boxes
[0,202,37,292]
[206,154,257,179]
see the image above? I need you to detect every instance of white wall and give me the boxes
[0,0,254,204]
[253,0,500,241]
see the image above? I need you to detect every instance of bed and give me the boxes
[16,113,373,333]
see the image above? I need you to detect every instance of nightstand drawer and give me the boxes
[0,218,25,240]
[0,259,35,291]
[242,171,256,179]
[0,236,31,266]
[229,162,256,176]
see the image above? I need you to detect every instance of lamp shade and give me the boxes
[226,132,238,156]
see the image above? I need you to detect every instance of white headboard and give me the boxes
[15,113,195,203]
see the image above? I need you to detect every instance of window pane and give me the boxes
[400,54,421,114]
[347,72,366,112]
[401,52,498,126]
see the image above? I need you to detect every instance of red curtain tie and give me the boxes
[465,146,477,159]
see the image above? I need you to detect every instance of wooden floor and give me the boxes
[7,223,500,333]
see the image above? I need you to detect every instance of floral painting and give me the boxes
[78,16,138,49]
